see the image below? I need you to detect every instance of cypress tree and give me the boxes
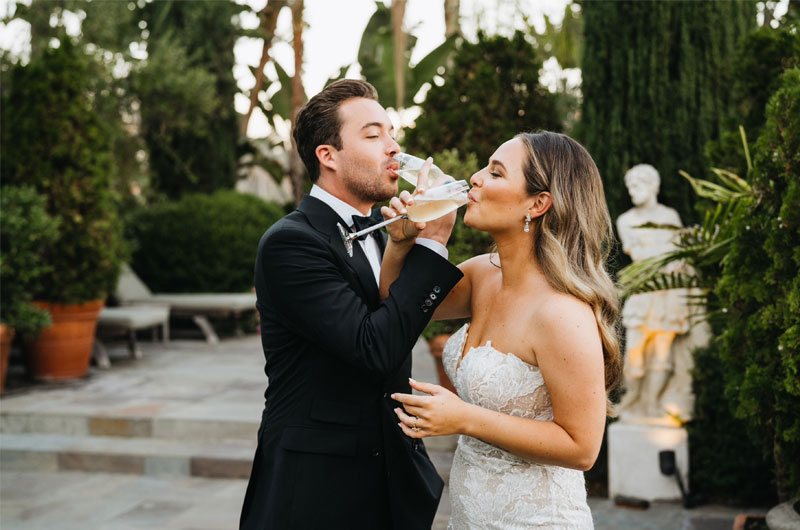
[581,1,754,224]
[138,1,243,198]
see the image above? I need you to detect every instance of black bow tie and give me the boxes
[351,214,379,241]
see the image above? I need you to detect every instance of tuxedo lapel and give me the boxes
[298,195,381,306]
[367,209,388,260]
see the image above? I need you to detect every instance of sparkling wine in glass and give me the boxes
[337,179,470,257]
[405,181,470,222]
[393,153,448,187]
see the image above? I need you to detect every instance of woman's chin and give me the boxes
[463,210,475,227]
[463,210,483,231]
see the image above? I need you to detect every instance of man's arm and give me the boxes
[261,227,462,378]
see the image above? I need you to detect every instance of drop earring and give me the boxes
[524,213,531,233]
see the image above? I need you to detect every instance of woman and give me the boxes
[380,131,621,528]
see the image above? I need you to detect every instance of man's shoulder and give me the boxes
[258,210,320,251]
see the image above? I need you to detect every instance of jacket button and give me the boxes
[429,293,437,300]
[422,307,429,313]
[424,299,433,306]
[433,286,441,293]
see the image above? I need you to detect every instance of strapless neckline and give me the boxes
[441,323,593,529]
[454,323,540,376]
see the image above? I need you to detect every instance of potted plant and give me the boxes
[0,187,60,391]
[1,39,127,380]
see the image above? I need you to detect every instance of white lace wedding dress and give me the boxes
[442,324,594,529]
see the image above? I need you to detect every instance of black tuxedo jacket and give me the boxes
[240,195,463,530]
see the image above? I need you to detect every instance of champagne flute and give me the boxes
[338,179,470,257]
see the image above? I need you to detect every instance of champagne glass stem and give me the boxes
[337,215,409,257]
[352,214,408,239]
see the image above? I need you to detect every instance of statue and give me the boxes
[616,164,708,423]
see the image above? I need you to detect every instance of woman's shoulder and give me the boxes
[458,253,499,276]
[531,289,595,334]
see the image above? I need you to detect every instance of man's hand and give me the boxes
[380,157,457,247]
[381,157,434,245]
[381,189,425,244]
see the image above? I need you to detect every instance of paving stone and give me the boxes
[151,418,258,442]
[190,457,252,479]
[59,452,146,474]
[683,515,737,530]
[89,417,152,437]
[1,412,89,436]
[1,450,59,472]
[111,499,194,527]
[144,455,191,477]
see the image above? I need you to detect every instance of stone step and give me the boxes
[0,409,457,450]
[0,409,259,442]
[0,432,453,482]
[0,432,257,479]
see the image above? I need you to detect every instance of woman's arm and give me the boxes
[428,254,494,321]
[392,296,607,471]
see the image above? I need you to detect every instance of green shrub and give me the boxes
[0,39,127,303]
[688,344,776,505]
[0,187,59,338]
[404,31,561,166]
[126,191,285,293]
[715,68,800,501]
[706,26,800,179]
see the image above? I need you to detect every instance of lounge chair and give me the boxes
[115,264,257,344]
[94,305,170,368]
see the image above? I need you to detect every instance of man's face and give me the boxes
[334,98,401,207]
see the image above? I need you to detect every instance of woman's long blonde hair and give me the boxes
[518,131,622,415]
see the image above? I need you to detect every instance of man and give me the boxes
[240,79,463,530]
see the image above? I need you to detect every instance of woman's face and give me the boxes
[464,138,531,233]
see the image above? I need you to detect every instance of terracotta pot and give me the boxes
[0,324,15,393]
[28,300,104,380]
[427,333,456,393]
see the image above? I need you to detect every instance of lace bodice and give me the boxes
[442,324,593,529]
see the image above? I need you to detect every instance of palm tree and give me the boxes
[288,0,307,205]
[241,0,287,137]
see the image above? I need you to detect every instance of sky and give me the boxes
[1,0,788,140]
[0,0,573,139]
[233,0,574,138]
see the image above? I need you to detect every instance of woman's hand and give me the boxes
[381,157,435,244]
[391,378,471,438]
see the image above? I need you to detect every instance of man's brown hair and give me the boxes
[293,79,379,183]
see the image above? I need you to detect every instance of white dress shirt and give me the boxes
[309,185,448,285]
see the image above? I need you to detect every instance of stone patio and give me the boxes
[0,334,766,529]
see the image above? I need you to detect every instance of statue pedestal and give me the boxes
[608,421,688,501]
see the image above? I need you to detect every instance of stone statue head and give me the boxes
[624,164,660,207]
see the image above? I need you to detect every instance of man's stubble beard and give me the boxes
[341,159,396,205]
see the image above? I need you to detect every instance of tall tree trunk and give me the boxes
[240,0,286,137]
[289,0,307,205]
[391,0,407,109]
[445,0,460,38]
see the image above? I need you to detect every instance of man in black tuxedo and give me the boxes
[240,79,463,530]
